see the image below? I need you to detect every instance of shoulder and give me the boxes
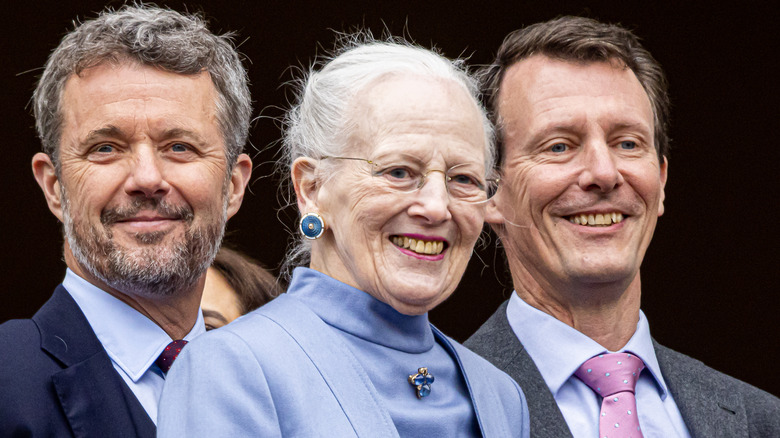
[203,294,308,351]
[176,294,316,372]
[0,318,39,345]
[0,318,46,369]
[464,301,525,369]
[441,329,525,398]
[656,342,774,397]
[465,301,511,345]
[0,319,64,432]
[655,342,780,433]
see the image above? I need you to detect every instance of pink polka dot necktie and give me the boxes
[575,352,645,438]
[155,340,188,375]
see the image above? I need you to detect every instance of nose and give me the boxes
[407,170,452,224]
[577,141,624,192]
[124,147,170,198]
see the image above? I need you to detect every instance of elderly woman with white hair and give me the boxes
[158,35,529,437]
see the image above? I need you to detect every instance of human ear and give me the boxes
[291,157,321,214]
[484,192,505,225]
[225,153,252,219]
[658,156,668,217]
[32,152,64,222]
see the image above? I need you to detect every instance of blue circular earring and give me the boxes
[299,212,326,240]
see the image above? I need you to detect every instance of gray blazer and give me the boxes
[464,301,780,438]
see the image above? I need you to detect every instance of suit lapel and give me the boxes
[465,301,573,438]
[262,297,400,438]
[34,286,156,438]
[654,341,748,437]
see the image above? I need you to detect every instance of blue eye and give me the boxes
[96,144,114,153]
[450,174,479,186]
[550,143,568,153]
[386,167,411,179]
[620,141,637,150]
[170,143,189,152]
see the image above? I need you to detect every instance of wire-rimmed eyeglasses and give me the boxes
[321,156,499,203]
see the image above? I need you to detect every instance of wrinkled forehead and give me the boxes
[346,74,488,163]
[496,56,653,156]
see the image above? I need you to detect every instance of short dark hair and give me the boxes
[482,16,670,162]
[34,4,251,171]
[211,247,282,315]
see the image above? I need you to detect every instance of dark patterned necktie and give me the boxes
[155,340,188,374]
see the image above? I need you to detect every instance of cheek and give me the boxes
[454,206,485,244]
[625,164,665,206]
[173,177,230,216]
[336,181,390,232]
[64,179,118,220]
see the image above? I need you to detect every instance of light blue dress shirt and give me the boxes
[63,269,205,424]
[506,293,690,437]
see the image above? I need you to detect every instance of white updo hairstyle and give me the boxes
[280,32,495,275]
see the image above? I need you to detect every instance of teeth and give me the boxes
[391,236,445,255]
[567,212,624,227]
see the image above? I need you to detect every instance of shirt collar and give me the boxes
[287,267,435,353]
[63,269,206,382]
[506,292,669,399]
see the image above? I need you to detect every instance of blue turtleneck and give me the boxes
[289,267,480,437]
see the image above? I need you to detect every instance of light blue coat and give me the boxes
[158,279,529,437]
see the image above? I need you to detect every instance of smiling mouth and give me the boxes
[567,212,625,227]
[391,235,447,255]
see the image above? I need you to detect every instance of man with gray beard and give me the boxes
[0,5,252,437]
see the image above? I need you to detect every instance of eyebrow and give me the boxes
[158,128,209,146]
[201,310,229,324]
[80,126,209,147]
[81,125,124,146]
[610,121,651,135]
[528,119,651,146]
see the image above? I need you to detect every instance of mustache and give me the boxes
[100,198,194,226]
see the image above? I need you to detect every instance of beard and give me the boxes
[61,188,227,298]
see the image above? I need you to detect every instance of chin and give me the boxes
[385,286,449,315]
[564,263,637,286]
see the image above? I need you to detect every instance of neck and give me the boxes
[65,248,204,340]
[510,264,642,352]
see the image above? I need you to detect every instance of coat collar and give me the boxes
[33,286,156,438]
[259,294,401,438]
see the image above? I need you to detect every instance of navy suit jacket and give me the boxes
[0,286,156,438]
[465,301,780,438]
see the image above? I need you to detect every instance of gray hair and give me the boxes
[281,32,495,272]
[33,4,251,170]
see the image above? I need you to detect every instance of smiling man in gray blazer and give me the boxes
[465,16,779,438]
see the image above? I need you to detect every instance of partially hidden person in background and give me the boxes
[464,16,780,438]
[202,246,282,330]
[0,5,252,437]
[158,34,530,437]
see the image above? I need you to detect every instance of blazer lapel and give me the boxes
[35,286,156,438]
[261,297,400,438]
[654,341,748,437]
[433,327,516,437]
[465,301,573,438]
[51,352,155,437]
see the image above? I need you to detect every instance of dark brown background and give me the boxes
[3,1,777,396]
